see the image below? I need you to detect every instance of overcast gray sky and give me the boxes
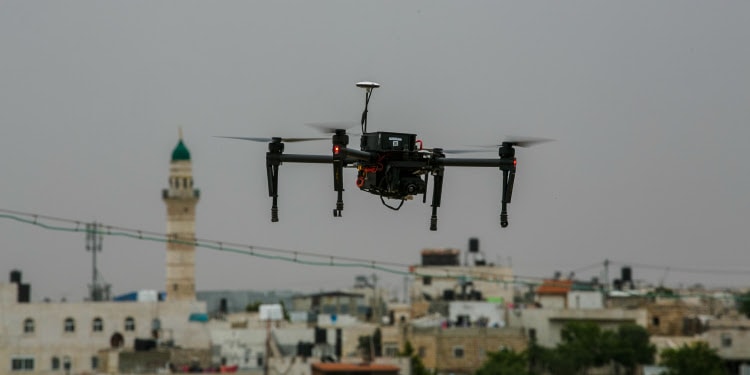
[1,1,749,302]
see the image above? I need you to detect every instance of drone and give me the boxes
[221,82,547,231]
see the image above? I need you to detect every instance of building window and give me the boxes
[124,317,135,331]
[64,318,75,333]
[423,276,432,286]
[51,357,60,371]
[92,317,103,332]
[23,318,34,334]
[453,346,465,358]
[722,334,733,347]
[652,316,660,327]
[418,346,426,358]
[528,328,537,342]
[384,344,399,357]
[11,356,34,371]
[91,356,99,369]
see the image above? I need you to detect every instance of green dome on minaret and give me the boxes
[171,129,191,161]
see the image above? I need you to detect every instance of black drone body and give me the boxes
[223,82,545,231]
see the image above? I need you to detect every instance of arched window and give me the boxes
[92,317,103,332]
[64,317,75,333]
[124,317,135,331]
[110,332,125,348]
[23,318,34,334]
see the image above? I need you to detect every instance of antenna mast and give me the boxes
[86,222,110,301]
[356,81,380,133]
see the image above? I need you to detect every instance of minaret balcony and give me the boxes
[162,189,200,200]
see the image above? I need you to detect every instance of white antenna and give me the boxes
[356,82,380,133]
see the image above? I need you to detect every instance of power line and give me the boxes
[4,209,746,289]
[607,260,750,277]
[0,208,545,287]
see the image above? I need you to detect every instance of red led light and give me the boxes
[333,145,341,155]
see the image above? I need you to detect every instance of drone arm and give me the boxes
[438,158,514,169]
[341,148,373,162]
[278,154,334,164]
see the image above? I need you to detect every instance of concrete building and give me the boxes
[410,248,514,309]
[535,279,604,310]
[162,132,200,302]
[0,281,210,374]
[405,325,527,375]
[704,313,750,372]
[292,291,371,322]
[509,307,648,348]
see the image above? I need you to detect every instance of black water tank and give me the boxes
[18,284,30,303]
[621,267,632,282]
[469,238,479,253]
[10,270,21,283]
[443,289,455,301]
[134,338,156,351]
[296,341,313,357]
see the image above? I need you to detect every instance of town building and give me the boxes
[409,247,514,309]
[405,325,527,375]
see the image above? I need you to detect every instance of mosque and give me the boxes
[0,135,210,373]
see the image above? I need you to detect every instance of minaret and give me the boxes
[162,130,200,301]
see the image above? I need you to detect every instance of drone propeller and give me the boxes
[501,136,554,148]
[471,137,553,149]
[215,136,328,143]
[306,122,359,135]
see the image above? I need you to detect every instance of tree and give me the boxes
[611,324,655,375]
[400,341,433,375]
[475,348,530,375]
[357,328,382,361]
[532,322,654,375]
[245,301,262,312]
[660,342,726,375]
[559,321,616,371]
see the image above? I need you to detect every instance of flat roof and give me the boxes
[312,363,400,372]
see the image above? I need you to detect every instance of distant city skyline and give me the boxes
[1,1,749,301]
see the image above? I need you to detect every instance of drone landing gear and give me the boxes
[500,167,515,228]
[266,159,280,222]
[331,129,350,218]
[264,140,286,223]
[332,162,344,217]
[429,168,444,231]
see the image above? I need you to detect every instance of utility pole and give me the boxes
[86,222,109,301]
[372,274,380,324]
[603,259,610,294]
